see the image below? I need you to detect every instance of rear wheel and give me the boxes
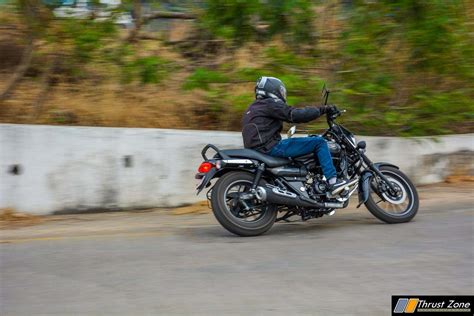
[365,166,419,223]
[211,171,277,236]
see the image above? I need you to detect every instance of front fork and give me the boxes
[360,153,398,194]
[356,153,402,208]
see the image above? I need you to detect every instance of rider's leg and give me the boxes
[270,137,337,180]
[270,137,347,193]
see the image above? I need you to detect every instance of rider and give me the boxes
[242,76,347,193]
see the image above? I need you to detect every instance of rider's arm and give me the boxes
[266,100,327,123]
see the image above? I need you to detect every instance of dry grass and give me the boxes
[0,208,44,228]
[0,73,212,129]
[171,201,210,215]
[0,26,217,129]
[445,175,474,184]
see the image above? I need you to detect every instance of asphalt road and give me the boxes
[1,183,473,315]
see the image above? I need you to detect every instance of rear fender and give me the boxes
[195,167,256,195]
[196,168,218,195]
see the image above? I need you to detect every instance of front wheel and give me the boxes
[365,166,419,223]
[211,171,277,236]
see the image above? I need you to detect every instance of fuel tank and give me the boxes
[293,141,341,163]
[327,141,341,155]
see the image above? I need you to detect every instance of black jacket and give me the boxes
[242,98,325,153]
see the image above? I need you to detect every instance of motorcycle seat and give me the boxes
[220,149,291,168]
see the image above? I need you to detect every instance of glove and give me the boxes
[320,105,338,115]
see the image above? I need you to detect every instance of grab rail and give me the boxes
[201,144,231,161]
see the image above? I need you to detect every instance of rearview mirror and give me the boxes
[321,83,330,105]
[287,126,296,138]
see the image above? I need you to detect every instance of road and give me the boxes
[1,183,473,315]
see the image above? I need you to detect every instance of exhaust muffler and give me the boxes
[255,185,343,209]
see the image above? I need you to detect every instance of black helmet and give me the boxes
[255,76,287,103]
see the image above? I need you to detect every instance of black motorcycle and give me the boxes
[195,88,419,236]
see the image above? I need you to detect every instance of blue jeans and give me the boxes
[270,136,337,179]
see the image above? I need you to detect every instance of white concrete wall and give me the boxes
[0,124,472,215]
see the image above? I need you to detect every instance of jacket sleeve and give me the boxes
[266,100,324,123]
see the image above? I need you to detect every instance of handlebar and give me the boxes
[326,107,346,125]
[327,107,345,119]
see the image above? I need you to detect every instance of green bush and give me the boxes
[134,56,170,84]
[227,92,254,112]
[201,0,257,42]
[406,90,474,136]
[235,67,266,82]
[119,53,174,85]
[60,19,117,63]
[183,68,228,90]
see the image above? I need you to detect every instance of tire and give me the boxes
[365,166,419,223]
[211,171,277,236]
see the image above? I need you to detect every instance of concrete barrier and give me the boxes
[0,124,472,215]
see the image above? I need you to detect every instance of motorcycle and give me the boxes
[195,87,419,236]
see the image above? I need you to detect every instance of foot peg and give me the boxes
[330,178,358,196]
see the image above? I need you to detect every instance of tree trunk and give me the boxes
[143,11,196,22]
[0,37,35,102]
[127,0,143,42]
[32,53,59,119]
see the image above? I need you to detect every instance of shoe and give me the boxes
[330,179,348,195]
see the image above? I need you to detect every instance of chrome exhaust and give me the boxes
[256,185,344,209]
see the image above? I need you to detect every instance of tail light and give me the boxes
[198,162,214,173]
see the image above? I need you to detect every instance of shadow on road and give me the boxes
[181,212,387,241]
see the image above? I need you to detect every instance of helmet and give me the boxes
[255,76,287,103]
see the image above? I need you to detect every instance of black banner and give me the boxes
[392,296,473,315]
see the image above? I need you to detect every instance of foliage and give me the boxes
[261,0,315,45]
[407,89,474,136]
[201,0,257,41]
[2,0,472,135]
[58,19,117,63]
[227,92,254,112]
[330,0,474,136]
[201,0,315,47]
[130,56,174,84]
[183,68,228,90]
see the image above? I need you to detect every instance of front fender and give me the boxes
[373,162,399,170]
[357,170,373,208]
[357,162,400,207]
